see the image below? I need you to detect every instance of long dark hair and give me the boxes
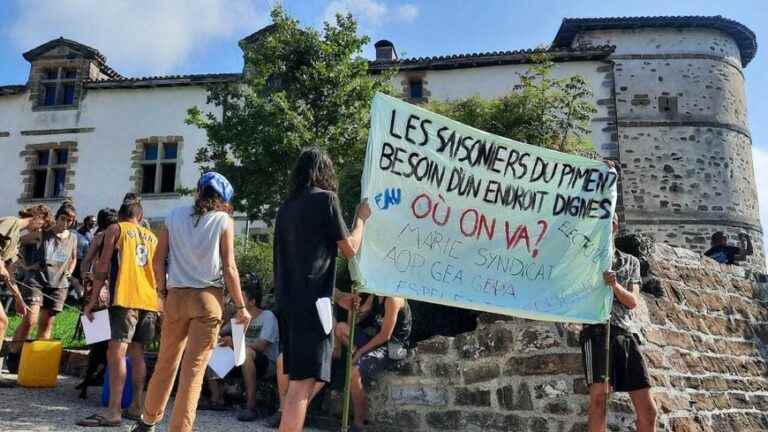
[289,147,338,199]
[96,208,118,233]
[193,185,234,216]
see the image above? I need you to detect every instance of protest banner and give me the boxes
[353,92,618,323]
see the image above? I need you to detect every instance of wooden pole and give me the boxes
[604,321,611,431]
[341,283,359,432]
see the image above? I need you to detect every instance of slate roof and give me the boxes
[23,37,124,79]
[552,16,757,66]
[84,73,242,89]
[0,85,26,96]
[368,46,615,72]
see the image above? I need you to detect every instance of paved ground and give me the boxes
[0,375,323,432]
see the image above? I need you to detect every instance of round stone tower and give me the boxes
[554,16,763,268]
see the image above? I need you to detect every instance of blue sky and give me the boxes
[0,0,766,255]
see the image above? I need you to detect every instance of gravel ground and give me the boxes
[0,375,323,432]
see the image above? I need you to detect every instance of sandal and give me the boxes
[76,414,122,427]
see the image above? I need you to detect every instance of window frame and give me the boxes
[140,142,179,195]
[39,66,79,108]
[31,148,69,199]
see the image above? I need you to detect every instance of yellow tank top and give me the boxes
[113,222,159,311]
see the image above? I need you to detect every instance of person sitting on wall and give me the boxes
[580,213,658,432]
[221,273,281,422]
[704,231,753,265]
[335,294,412,432]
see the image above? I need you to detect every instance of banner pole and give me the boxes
[604,320,611,431]
[341,283,359,432]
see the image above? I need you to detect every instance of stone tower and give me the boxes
[553,16,763,267]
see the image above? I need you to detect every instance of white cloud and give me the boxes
[322,0,419,27]
[753,147,768,265]
[396,4,419,22]
[6,0,269,76]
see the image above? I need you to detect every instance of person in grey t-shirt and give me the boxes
[219,273,280,422]
[579,213,657,432]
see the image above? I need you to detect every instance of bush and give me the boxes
[235,236,275,308]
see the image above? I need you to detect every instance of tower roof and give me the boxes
[552,15,757,67]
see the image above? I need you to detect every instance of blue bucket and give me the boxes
[101,358,133,409]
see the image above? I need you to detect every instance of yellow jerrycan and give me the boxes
[18,339,63,388]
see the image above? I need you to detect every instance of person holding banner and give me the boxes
[580,214,657,432]
[274,147,371,432]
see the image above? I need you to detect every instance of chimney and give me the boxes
[374,40,397,61]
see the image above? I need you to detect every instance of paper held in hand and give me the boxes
[80,310,111,345]
[208,346,236,378]
[316,297,333,335]
[231,318,247,367]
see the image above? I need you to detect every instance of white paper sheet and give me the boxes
[231,319,247,366]
[81,310,111,345]
[315,297,333,335]
[208,346,236,379]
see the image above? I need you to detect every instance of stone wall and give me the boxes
[365,239,768,431]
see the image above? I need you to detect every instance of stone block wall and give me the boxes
[365,240,768,431]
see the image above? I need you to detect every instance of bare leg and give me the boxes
[208,379,225,404]
[126,342,146,417]
[587,383,607,432]
[11,304,40,352]
[105,340,129,422]
[350,366,367,429]
[335,322,350,347]
[275,356,323,412]
[279,378,317,432]
[242,349,259,410]
[0,307,7,357]
[629,388,657,432]
[36,309,56,339]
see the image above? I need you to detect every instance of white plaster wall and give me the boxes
[391,60,615,156]
[0,86,220,223]
[573,28,743,65]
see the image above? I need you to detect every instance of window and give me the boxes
[140,142,179,194]
[39,67,78,107]
[409,80,424,99]
[658,96,678,117]
[31,148,69,199]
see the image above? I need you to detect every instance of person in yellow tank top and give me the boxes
[78,193,159,428]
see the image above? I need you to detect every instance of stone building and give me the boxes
[0,15,762,265]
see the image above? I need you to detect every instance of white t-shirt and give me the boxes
[166,206,230,289]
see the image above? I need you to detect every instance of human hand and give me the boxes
[219,336,233,348]
[84,303,95,322]
[234,307,252,328]
[603,159,617,170]
[337,293,360,311]
[356,199,372,222]
[603,270,618,288]
[13,296,29,317]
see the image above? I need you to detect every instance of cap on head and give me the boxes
[198,172,234,203]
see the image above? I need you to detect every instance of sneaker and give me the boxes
[263,411,281,428]
[0,375,16,388]
[237,408,264,422]
[128,420,156,432]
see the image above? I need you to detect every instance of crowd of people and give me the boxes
[0,147,757,432]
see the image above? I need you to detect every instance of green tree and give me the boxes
[425,53,597,154]
[187,6,392,222]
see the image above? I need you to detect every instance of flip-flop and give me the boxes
[123,410,142,421]
[76,413,122,427]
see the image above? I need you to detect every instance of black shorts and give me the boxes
[109,306,158,345]
[580,325,651,393]
[279,310,333,382]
